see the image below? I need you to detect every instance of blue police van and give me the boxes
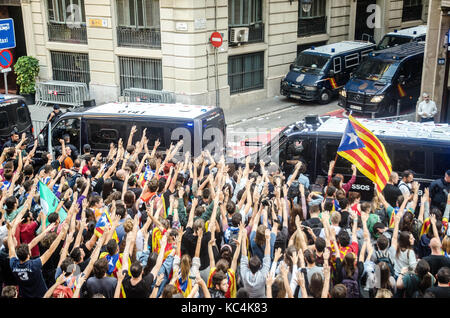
[339,41,424,117]
[280,41,376,104]
[376,25,426,51]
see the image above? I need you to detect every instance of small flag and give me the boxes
[39,181,67,223]
[94,209,119,242]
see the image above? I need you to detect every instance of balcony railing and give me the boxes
[297,16,327,37]
[402,5,423,22]
[117,26,161,49]
[47,22,87,44]
[229,22,265,46]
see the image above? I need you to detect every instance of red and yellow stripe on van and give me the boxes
[397,84,406,97]
[328,77,338,89]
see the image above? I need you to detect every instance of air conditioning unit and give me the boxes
[230,27,249,44]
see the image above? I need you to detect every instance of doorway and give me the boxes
[354,0,377,43]
[0,4,27,94]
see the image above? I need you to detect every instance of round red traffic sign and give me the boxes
[0,49,13,69]
[210,32,223,48]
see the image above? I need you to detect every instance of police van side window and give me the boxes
[392,149,425,175]
[0,111,8,130]
[433,151,450,178]
[138,125,166,149]
[52,118,81,149]
[87,121,128,150]
[17,107,28,124]
[345,53,359,69]
[334,57,341,73]
[321,141,352,175]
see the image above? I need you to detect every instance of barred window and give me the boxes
[119,56,162,94]
[47,0,86,24]
[402,0,423,22]
[298,0,327,37]
[50,51,90,85]
[228,52,264,94]
[117,0,160,28]
[345,53,359,68]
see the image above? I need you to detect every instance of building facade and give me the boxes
[3,0,428,111]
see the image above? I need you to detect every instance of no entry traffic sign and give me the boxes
[0,49,13,69]
[210,32,223,48]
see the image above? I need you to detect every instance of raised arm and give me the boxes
[40,223,69,266]
[150,232,169,277]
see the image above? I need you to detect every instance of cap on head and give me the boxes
[53,104,60,110]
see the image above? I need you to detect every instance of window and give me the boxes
[228,51,264,94]
[16,107,29,124]
[87,120,129,150]
[51,51,90,85]
[228,0,264,44]
[433,152,450,178]
[321,142,352,175]
[51,118,81,149]
[345,53,359,68]
[392,149,425,175]
[47,0,86,24]
[0,112,8,130]
[119,56,162,94]
[116,0,161,48]
[334,57,341,73]
[402,0,423,22]
[117,0,160,28]
[47,0,87,43]
[298,0,327,37]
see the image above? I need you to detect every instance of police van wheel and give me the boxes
[319,90,332,105]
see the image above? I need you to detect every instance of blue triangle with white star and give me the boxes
[338,120,365,152]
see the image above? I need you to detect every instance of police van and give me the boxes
[36,102,226,161]
[376,25,426,51]
[0,94,34,149]
[280,41,376,104]
[339,41,424,117]
[254,115,449,201]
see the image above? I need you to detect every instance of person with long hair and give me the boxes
[396,259,434,298]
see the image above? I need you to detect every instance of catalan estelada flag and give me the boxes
[420,217,448,237]
[94,209,119,242]
[207,268,237,298]
[397,84,406,97]
[329,77,338,89]
[337,115,392,192]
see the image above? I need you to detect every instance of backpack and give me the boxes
[341,267,360,298]
[375,253,395,277]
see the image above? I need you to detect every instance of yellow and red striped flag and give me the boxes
[337,115,392,192]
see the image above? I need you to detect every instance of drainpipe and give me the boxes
[215,0,220,108]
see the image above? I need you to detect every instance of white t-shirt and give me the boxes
[417,100,437,119]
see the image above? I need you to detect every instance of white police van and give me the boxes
[376,25,427,50]
[36,102,226,162]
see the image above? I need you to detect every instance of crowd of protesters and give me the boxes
[0,126,449,299]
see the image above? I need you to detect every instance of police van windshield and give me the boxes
[293,53,329,74]
[353,59,396,82]
[377,35,411,50]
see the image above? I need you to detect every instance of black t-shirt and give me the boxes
[39,239,64,287]
[425,286,450,298]
[112,178,124,192]
[422,255,450,276]
[181,227,212,271]
[383,184,402,208]
[122,272,154,298]
[10,257,48,298]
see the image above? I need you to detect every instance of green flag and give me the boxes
[39,181,67,223]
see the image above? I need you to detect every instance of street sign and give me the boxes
[1,67,11,73]
[0,49,13,69]
[0,18,16,50]
[210,32,223,48]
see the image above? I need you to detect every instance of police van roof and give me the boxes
[82,102,218,120]
[370,41,424,60]
[315,116,450,142]
[386,25,427,37]
[0,94,24,101]
[303,41,375,56]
